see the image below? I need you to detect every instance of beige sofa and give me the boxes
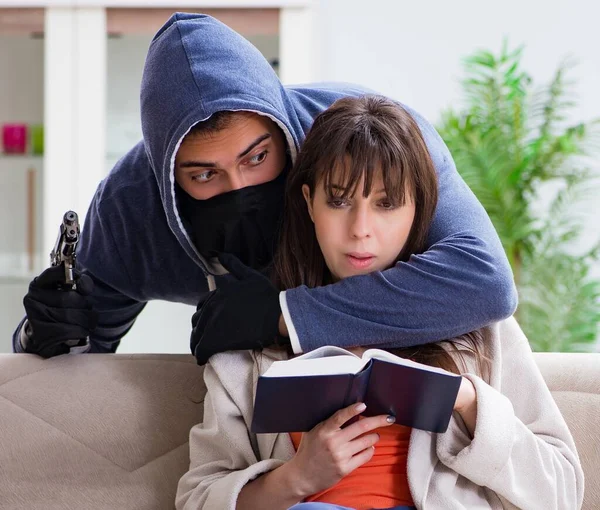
[0,352,598,510]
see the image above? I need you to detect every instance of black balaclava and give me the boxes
[176,167,287,271]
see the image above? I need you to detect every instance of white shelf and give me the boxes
[0,271,37,283]
[0,153,42,158]
[0,154,43,163]
[0,252,44,284]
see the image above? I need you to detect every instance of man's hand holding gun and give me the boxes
[21,211,98,358]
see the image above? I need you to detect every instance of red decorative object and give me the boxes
[2,123,27,154]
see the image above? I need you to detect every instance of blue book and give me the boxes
[251,346,462,434]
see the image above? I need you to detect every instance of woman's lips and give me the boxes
[345,253,375,270]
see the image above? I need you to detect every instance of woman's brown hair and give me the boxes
[274,95,490,378]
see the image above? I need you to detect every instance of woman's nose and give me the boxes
[349,207,372,239]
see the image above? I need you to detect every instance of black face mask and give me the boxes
[176,170,286,271]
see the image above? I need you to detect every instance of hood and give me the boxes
[140,13,302,270]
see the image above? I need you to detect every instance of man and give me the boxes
[14,13,517,361]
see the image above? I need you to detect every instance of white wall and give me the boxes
[316,0,600,124]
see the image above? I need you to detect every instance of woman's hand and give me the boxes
[454,376,476,413]
[453,376,478,437]
[237,403,394,510]
[285,402,396,498]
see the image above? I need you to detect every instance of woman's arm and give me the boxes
[435,318,584,510]
[236,463,304,510]
[175,355,287,510]
[178,363,396,510]
[282,108,517,353]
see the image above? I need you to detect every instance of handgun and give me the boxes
[47,210,89,351]
[50,210,80,288]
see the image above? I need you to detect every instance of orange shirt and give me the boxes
[289,423,414,510]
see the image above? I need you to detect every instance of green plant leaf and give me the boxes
[437,42,600,352]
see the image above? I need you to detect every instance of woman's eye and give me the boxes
[191,170,217,183]
[327,198,348,208]
[378,199,397,210]
[248,150,268,165]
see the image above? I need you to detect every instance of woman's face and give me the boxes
[302,170,415,281]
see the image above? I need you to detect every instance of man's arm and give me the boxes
[83,275,146,353]
[75,195,147,353]
[281,108,517,353]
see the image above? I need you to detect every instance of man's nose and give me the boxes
[227,170,247,191]
[349,206,372,239]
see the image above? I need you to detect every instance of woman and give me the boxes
[176,96,583,510]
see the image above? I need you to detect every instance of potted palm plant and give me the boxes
[437,43,600,352]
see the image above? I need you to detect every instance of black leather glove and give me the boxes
[191,253,286,365]
[22,264,98,358]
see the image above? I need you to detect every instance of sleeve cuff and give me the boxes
[68,340,92,354]
[179,458,286,510]
[435,373,515,485]
[279,291,302,354]
[14,319,91,355]
[14,319,29,353]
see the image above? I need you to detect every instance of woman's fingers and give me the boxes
[320,402,396,441]
[315,403,396,465]
[295,404,397,486]
[321,402,368,432]
[338,413,396,443]
[344,431,381,457]
[345,443,377,473]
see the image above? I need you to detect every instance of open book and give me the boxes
[251,346,461,434]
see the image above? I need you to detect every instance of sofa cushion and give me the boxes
[0,354,205,510]
[0,352,597,509]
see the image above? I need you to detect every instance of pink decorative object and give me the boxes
[2,123,27,154]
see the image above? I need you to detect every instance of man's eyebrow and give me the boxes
[179,160,216,169]
[237,133,271,159]
[178,133,272,169]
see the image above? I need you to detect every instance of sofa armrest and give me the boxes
[534,352,600,510]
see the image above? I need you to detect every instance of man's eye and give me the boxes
[191,170,216,183]
[248,150,268,165]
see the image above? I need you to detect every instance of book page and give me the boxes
[262,354,367,378]
[362,348,460,377]
[292,345,359,360]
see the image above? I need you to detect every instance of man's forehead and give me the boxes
[176,112,279,164]
[196,110,267,132]
[189,112,271,145]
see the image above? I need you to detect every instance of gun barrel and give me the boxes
[50,211,81,287]
[63,211,77,225]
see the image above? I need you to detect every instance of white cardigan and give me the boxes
[176,317,584,510]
